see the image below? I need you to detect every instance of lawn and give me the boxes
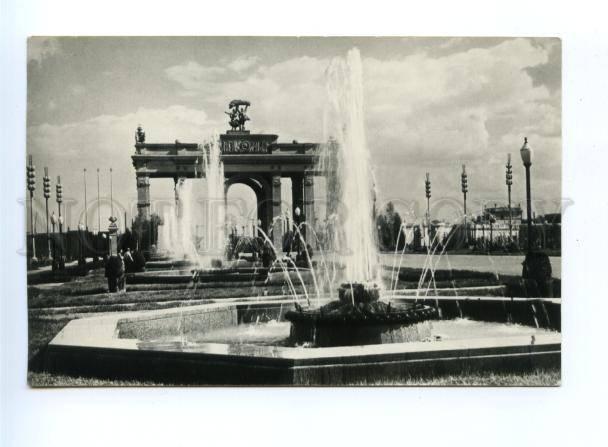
[28,369,560,387]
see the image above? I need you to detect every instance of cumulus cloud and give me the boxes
[27,105,219,228]
[165,61,226,91]
[228,56,259,72]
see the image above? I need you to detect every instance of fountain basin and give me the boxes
[285,282,438,346]
[41,296,560,385]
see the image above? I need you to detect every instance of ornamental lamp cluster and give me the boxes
[461,165,468,195]
[26,155,36,196]
[520,137,532,166]
[43,168,51,199]
[55,176,63,205]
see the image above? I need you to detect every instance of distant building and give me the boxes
[472,203,523,242]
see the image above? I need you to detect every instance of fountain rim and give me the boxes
[49,296,561,363]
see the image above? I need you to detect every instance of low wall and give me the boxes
[42,335,560,386]
[117,306,238,341]
[405,297,560,331]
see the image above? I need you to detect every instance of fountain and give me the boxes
[284,48,437,345]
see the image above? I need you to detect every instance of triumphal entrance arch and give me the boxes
[131,100,333,248]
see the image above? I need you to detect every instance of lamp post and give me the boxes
[109,167,114,220]
[78,222,86,273]
[425,173,431,247]
[294,206,303,255]
[56,176,65,269]
[43,168,51,262]
[520,138,533,252]
[83,168,88,230]
[506,154,513,244]
[461,165,468,245]
[519,137,552,297]
[96,168,101,233]
[50,212,57,270]
[26,155,37,267]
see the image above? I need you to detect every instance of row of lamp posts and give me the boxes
[26,157,117,271]
[424,138,535,254]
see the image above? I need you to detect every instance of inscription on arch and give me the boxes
[221,139,270,154]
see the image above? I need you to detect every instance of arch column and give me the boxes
[303,174,315,236]
[255,182,273,238]
[136,175,151,220]
[272,175,283,249]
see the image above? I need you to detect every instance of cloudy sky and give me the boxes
[27,36,561,230]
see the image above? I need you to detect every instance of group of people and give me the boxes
[104,248,145,293]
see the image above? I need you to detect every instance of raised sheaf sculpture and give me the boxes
[225,99,251,131]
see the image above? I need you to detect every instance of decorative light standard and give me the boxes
[43,168,51,261]
[56,175,65,269]
[50,211,57,270]
[26,155,37,266]
[78,222,86,272]
[461,165,468,245]
[425,172,431,247]
[294,206,302,224]
[109,167,114,220]
[83,168,88,230]
[505,153,513,243]
[520,138,533,251]
[519,137,552,297]
[294,206,302,253]
[96,168,101,233]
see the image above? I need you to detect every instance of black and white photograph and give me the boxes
[6,1,608,446]
[24,36,562,386]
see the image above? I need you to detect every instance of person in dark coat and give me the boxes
[105,254,125,293]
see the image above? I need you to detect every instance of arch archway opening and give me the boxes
[226,183,259,237]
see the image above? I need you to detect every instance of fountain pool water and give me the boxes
[138,313,556,351]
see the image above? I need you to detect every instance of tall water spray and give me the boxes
[326,48,380,284]
[175,178,200,262]
[159,208,175,254]
[202,135,226,255]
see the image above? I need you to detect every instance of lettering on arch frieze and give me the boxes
[221,139,270,154]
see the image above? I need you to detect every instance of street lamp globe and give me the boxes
[50,212,57,226]
[294,206,301,217]
[520,137,532,166]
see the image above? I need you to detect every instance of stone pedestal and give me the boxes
[108,218,119,256]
